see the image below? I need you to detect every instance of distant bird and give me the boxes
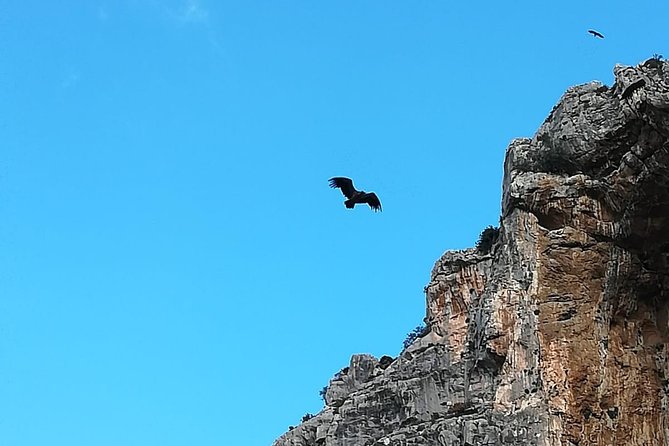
[329,177,382,212]
[588,29,604,39]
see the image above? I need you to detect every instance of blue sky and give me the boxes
[1,1,666,445]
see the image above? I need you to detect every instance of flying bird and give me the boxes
[329,177,382,212]
[588,29,604,39]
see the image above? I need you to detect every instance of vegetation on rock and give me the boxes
[476,225,499,254]
[402,324,428,350]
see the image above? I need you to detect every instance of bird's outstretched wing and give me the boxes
[329,177,357,199]
[360,192,382,212]
[588,29,604,38]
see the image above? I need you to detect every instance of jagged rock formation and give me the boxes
[273,58,669,446]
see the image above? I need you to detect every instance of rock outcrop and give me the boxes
[273,58,669,446]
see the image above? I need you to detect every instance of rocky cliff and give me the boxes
[273,58,669,446]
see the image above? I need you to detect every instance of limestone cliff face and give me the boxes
[273,59,669,446]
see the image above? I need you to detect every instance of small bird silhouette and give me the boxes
[329,177,382,212]
[588,29,604,39]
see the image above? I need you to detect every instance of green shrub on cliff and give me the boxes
[402,324,428,350]
[476,226,499,254]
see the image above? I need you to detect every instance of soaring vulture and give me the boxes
[328,177,382,212]
[588,29,604,39]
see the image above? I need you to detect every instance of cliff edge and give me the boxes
[274,58,669,446]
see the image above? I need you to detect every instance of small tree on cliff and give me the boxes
[402,324,428,350]
[476,226,499,254]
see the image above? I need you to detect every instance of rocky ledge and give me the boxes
[273,58,669,446]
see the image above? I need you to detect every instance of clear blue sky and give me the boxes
[1,1,666,445]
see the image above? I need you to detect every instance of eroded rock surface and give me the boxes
[273,58,669,446]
